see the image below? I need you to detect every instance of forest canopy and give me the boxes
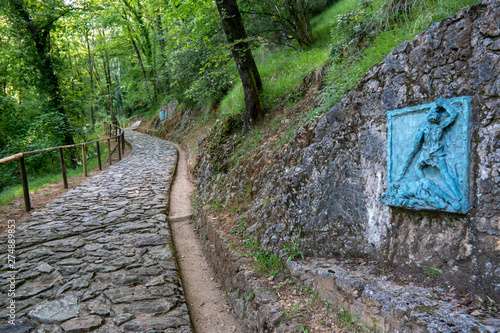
[0,0,332,188]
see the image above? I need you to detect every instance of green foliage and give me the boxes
[423,266,441,277]
[218,0,365,118]
[242,234,283,276]
[337,308,364,331]
[228,127,262,167]
[329,1,375,62]
[0,0,482,203]
[282,227,305,262]
[240,0,328,48]
[317,0,480,114]
[254,249,283,276]
[245,293,254,302]
[475,296,498,315]
[202,114,243,173]
[209,197,225,211]
[229,217,248,235]
[167,46,236,107]
[279,123,301,147]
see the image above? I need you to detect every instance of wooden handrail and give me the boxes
[0,121,126,212]
[0,153,24,164]
[1,123,124,161]
[123,115,141,128]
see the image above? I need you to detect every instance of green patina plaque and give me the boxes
[381,97,471,214]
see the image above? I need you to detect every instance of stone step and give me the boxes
[169,214,193,223]
[287,259,499,333]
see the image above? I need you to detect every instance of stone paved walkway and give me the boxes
[0,128,192,332]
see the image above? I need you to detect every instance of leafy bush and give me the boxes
[329,1,375,62]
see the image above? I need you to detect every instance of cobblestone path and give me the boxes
[0,128,193,332]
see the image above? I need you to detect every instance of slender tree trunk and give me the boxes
[8,1,75,145]
[85,34,96,131]
[7,0,77,166]
[99,29,119,129]
[101,55,118,128]
[113,60,125,117]
[125,24,152,102]
[285,0,312,47]
[156,12,169,92]
[215,0,263,131]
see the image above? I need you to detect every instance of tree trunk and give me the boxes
[216,0,263,131]
[156,12,169,93]
[125,24,152,102]
[7,0,76,165]
[285,0,312,47]
[85,34,96,131]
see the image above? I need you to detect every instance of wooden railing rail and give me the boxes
[0,121,126,212]
[123,115,140,128]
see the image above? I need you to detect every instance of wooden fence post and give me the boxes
[96,141,102,171]
[118,136,122,161]
[58,148,68,189]
[107,139,112,166]
[19,156,31,212]
[121,132,125,154]
[82,144,88,177]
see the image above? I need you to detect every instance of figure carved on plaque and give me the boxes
[399,98,460,199]
[382,97,467,212]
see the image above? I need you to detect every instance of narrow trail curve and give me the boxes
[0,128,192,332]
[169,145,243,333]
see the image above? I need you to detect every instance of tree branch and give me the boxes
[39,9,71,31]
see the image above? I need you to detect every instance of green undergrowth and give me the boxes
[225,0,479,117]
[319,0,480,112]
[209,0,481,179]
[146,0,480,156]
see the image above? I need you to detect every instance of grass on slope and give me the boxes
[319,0,481,111]
[220,0,360,116]
[220,0,480,118]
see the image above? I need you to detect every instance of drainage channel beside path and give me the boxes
[169,144,243,333]
[0,128,192,332]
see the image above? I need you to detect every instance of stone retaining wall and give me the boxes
[195,0,500,302]
[246,0,500,300]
